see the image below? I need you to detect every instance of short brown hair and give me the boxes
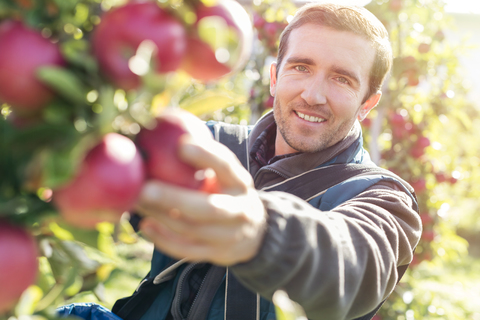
[276,3,392,102]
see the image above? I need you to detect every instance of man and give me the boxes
[115,3,422,320]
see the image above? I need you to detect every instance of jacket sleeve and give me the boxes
[230,181,422,320]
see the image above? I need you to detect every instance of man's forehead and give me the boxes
[285,24,375,75]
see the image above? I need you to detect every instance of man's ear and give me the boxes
[357,91,382,121]
[269,62,277,97]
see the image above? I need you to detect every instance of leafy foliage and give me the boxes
[362,0,480,318]
[1,0,480,319]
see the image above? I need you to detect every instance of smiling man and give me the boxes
[271,23,380,155]
[112,3,422,320]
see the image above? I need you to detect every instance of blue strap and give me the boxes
[225,268,257,320]
[210,122,250,171]
[213,123,257,320]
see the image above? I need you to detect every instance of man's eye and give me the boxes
[295,66,307,72]
[337,77,349,84]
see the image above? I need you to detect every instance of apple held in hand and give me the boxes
[53,133,146,229]
[0,20,64,114]
[92,1,187,90]
[0,221,38,314]
[136,110,218,192]
[181,0,253,81]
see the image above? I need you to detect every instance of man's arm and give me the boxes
[231,182,422,320]
[135,136,268,266]
[134,134,421,320]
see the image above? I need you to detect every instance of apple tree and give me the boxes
[362,0,480,318]
[0,0,253,318]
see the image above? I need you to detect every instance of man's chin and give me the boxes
[284,137,329,154]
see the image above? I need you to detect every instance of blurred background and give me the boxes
[1,0,479,319]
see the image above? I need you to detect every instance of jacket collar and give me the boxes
[248,110,368,182]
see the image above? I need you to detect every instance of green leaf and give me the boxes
[41,148,81,189]
[272,290,307,320]
[15,285,44,316]
[56,222,100,248]
[60,240,101,275]
[180,89,247,116]
[41,133,97,189]
[37,66,87,104]
[10,123,78,152]
[453,109,472,131]
[37,257,56,293]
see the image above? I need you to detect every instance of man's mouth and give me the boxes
[295,111,326,123]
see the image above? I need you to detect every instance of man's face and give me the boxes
[270,23,381,156]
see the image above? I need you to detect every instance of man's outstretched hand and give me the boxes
[135,135,267,266]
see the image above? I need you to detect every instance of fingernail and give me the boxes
[180,141,199,159]
[142,183,160,201]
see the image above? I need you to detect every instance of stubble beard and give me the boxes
[273,99,355,154]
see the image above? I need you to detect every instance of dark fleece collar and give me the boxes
[248,110,364,179]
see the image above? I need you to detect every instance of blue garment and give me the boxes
[57,303,123,320]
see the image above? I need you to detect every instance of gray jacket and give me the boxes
[113,112,422,320]
[230,111,422,319]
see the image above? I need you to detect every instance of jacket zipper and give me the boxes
[253,166,289,188]
[186,268,209,320]
[171,263,198,320]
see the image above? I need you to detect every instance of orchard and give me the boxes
[0,0,251,318]
[1,0,480,319]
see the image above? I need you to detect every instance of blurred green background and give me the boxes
[1,0,480,319]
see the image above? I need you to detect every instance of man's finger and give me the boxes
[178,137,253,193]
[139,217,223,262]
[143,211,244,245]
[137,180,247,223]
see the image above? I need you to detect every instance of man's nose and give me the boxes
[300,76,327,106]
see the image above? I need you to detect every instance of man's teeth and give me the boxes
[296,111,326,123]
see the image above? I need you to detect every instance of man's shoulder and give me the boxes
[306,164,418,212]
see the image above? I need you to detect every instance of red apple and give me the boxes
[406,70,420,86]
[180,38,232,81]
[389,0,402,12]
[92,2,187,90]
[361,117,372,128]
[390,112,405,127]
[410,178,426,193]
[418,43,430,54]
[435,172,447,183]
[264,22,278,37]
[6,111,42,129]
[402,55,416,67]
[410,145,425,158]
[421,230,435,242]
[392,127,406,140]
[410,254,420,267]
[53,133,146,229]
[416,136,430,148]
[0,221,38,314]
[181,0,253,81]
[434,30,445,42]
[253,13,265,29]
[264,95,274,109]
[0,20,64,114]
[449,176,458,185]
[420,213,434,225]
[136,110,219,192]
[16,0,34,9]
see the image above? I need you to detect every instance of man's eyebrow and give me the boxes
[332,66,361,86]
[285,56,316,66]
